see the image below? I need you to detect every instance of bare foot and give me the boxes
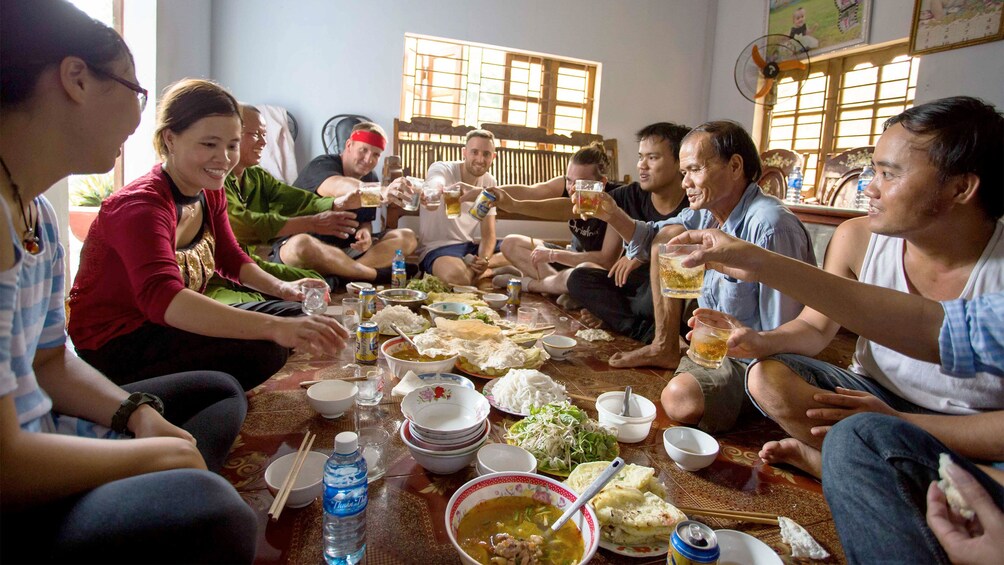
[578,309,605,329]
[609,343,681,369]
[759,438,822,478]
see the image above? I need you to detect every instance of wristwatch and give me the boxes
[111,392,165,434]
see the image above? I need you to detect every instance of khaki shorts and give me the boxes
[674,355,752,433]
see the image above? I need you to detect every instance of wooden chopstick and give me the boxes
[269,432,316,521]
[676,505,779,526]
[565,392,598,403]
[299,376,366,388]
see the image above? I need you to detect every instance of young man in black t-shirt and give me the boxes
[566,122,692,343]
[274,121,418,283]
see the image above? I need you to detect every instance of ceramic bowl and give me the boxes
[415,372,475,390]
[377,288,427,311]
[445,472,600,565]
[400,422,486,474]
[264,450,327,508]
[452,285,480,294]
[410,418,488,445]
[346,281,373,296]
[306,380,358,418]
[482,293,508,309]
[663,426,720,471]
[542,335,577,360]
[476,443,537,474]
[424,301,474,321]
[381,336,459,378]
[402,419,490,454]
[401,384,490,434]
[595,391,657,443]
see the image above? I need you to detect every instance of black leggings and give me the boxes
[77,300,302,391]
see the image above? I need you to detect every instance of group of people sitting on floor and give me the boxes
[1,1,1000,563]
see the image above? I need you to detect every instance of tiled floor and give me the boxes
[222,292,848,564]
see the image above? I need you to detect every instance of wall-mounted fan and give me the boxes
[734,34,811,106]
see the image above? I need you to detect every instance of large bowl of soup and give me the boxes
[446,472,600,565]
[381,336,459,378]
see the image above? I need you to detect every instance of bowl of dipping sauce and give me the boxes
[381,336,459,378]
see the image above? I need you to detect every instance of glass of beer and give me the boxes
[658,243,704,298]
[360,182,383,208]
[443,185,462,218]
[687,312,735,369]
[574,180,604,216]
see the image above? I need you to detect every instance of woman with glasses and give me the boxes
[67,78,350,391]
[1,1,257,562]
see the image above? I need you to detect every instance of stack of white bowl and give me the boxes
[399,384,491,474]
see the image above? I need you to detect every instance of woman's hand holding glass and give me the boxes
[572,190,615,221]
[273,314,349,356]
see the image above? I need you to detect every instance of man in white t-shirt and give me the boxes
[417,130,508,285]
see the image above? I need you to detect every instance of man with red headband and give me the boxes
[280,121,418,283]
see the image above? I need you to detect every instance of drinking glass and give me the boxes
[300,279,329,316]
[658,243,705,298]
[517,306,539,328]
[357,427,391,483]
[360,182,383,208]
[356,368,385,406]
[574,179,604,216]
[402,177,423,212]
[341,297,362,334]
[443,185,462,218]
[423,180,443,209]
[687,313,735,369]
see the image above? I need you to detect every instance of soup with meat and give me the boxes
[457,497,584,565]
[390,345,453,362]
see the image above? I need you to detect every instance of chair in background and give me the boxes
[322,114,371,155]
[817,146,874,209]
[758,149,803,200]
[286,111,298,142]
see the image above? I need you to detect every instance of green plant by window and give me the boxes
[69,173,114,206]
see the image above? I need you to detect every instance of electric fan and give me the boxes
[734,34,811,106]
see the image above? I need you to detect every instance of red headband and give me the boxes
[349,130,386,151]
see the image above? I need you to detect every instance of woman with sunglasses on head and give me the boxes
[0,1,258,562]
[67,78,349,391]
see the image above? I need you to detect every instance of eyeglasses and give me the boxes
[87,64,148,111]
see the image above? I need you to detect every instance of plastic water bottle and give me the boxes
[323,432,368,565]
[854,164,875,211]
[785,166,803,204]
[391,249,406,289]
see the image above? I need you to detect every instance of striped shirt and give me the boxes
[940,293,1004,378]
[1,196,115,437]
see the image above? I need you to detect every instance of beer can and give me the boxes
[507,278,521,307]
[355,322,379,364]
[360,287,377,320]
[468,189,497,221]
[669,521,719,565]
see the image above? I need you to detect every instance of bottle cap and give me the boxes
[334,431,359,454]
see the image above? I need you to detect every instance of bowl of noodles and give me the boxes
[446,472,600,565]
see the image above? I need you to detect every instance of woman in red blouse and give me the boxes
[69,79,348,390]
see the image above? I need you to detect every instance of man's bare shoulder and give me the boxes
[823,217,872,278]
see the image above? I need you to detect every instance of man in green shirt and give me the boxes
[205,105,360,304]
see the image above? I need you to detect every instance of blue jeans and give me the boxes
[822,413,1004,564]
[1,371,257,563]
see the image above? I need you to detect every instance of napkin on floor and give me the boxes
[779,516,830,560]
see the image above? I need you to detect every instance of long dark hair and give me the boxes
[153,79,242,159]
[1,0,132,108]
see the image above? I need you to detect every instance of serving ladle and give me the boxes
[389,323,420,350]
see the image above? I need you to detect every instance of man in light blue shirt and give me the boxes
[587,120,814,432]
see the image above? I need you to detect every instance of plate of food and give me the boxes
[505,402,619,477]
[482,370,569,417]
[371,305,431,336]
[565,461,685,558]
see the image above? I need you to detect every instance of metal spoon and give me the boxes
[621,386,633,417]
[390,323,420,350]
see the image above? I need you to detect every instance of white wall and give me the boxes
[209,0,716,180]
[707,0,1004,125]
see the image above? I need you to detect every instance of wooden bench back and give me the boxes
[817,146,874,208]
[758,149,804,200]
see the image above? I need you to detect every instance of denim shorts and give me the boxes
[744,354,933,418]
[419,240,501,273]
[270,232,383,263]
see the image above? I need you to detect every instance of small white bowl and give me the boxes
[306,380,358,418]
[381,336,459,378]
[264,450,327,508]
[424,301,474,322]
[401,384,490,433]
[446,473,600,565]
[476,443,537,474]
[595,391,657,443]
[402,420,490,455]
[542,335,577,360]
[482,293,508,309]
[663,426,720,471]
[346,281,373,296]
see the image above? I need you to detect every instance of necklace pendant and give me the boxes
[23,234,40,254]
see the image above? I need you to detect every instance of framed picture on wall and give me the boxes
[766,0,871,57]
[909,0,1004,55]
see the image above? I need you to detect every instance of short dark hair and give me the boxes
[1,0,132,108]
[571,141,611,177]
[884,96,1003,219]
[153,79,241,159]
[635,122,692,161]
[685,120,762,184]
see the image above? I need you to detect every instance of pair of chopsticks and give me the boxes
[268,432,317,521]
[565,389,620,404]
[676,505,779,526]
[299,376,366,389]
